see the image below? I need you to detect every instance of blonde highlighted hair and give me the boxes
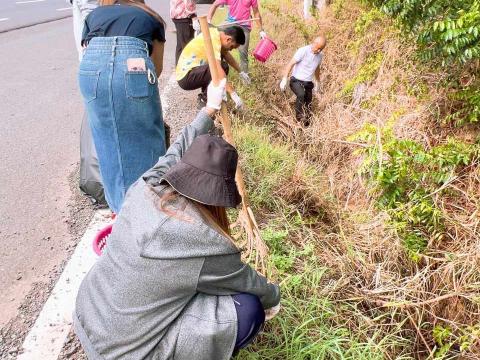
[147,185,232,238]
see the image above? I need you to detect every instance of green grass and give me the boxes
[232,121,414,359]
[235,123,296,210]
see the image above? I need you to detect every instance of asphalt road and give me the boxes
[0,1,182,328]
[0,0,72,33]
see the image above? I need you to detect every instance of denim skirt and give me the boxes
[79,36,166,213]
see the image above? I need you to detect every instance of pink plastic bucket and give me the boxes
[253,37,278,63]
[92,223,112,256]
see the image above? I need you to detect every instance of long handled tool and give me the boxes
[199,16,268,272]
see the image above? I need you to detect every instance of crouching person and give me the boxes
[176,26,249,110]
[73,79,281,360]
[280,35,326,126]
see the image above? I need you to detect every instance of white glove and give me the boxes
[239,71,251,85]
[265,302,281,321]
[230,91,244,110]
[259,30,267,39]
[314,80,320,93]
[192,18,200,33]
[280,77,288,91]
[206,78,227,110]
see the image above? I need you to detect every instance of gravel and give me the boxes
[0,166,97,360]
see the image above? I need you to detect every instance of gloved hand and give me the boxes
[280,77,288,91]
[314,80,321,93]
[265,302,281,321]
[259,30,267,39]
[192,18,200,33]
[230,91,244,110]
[206,78,227,110]
[239,71,251,85]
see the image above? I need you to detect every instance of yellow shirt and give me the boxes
[176,28,222,81]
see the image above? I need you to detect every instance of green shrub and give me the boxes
[366,0,480,64]
[341,52,384,97]
[350,118,479,258]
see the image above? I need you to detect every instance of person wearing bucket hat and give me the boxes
[73,79,281,360]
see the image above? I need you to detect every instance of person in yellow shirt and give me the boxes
[177,26,250,109]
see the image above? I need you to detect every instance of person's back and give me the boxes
[175,28,222,81]
[79,1,167,214]
[83,4,164,54]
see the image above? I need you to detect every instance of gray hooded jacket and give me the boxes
[73,110,280,360]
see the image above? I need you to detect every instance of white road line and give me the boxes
[18,75,179,359]
[0,18,9,22]
[17,210,112,360]
[16,0,46,4]
[56,7,72,11]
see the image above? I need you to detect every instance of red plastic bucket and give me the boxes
[92,223,112,256]
[253,37,278,63]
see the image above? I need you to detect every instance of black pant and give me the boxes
[177,61,230,96]
[290,76,314,124]
[173,18,194,65]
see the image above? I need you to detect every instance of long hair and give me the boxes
[199,204,231,236]
[147,185,232,237]
[100,0,166,28]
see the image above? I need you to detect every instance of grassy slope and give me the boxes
[224,0,480,359]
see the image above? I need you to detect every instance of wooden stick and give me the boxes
[199,17,267,269]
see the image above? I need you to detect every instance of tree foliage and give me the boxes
[366,0,480,64]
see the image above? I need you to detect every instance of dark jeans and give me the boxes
[232,293,265,351]
[290,76,314,125]
[178,61,230,97]
[172,18,194,65]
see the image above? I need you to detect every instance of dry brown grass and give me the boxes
[236,0,480,357]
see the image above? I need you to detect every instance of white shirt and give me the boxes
[291,45,323,82]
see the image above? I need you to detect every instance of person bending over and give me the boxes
[208,0,266,74]
[79,0,167,214]
[74,80,281,360]
[176,25,249,109]
[280,35,326,126]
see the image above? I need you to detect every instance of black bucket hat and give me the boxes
[162,135,242,208]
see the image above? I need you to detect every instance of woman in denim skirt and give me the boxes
[79,0,167,213]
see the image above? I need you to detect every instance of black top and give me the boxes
[82,5,165,54]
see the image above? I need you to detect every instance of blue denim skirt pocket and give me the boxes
[125,71,153,102]
[79,70,100,103]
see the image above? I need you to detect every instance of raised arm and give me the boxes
[143,80,225,183]
[143,109,215,184]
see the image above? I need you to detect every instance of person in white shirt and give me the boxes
[280,36,326,126]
